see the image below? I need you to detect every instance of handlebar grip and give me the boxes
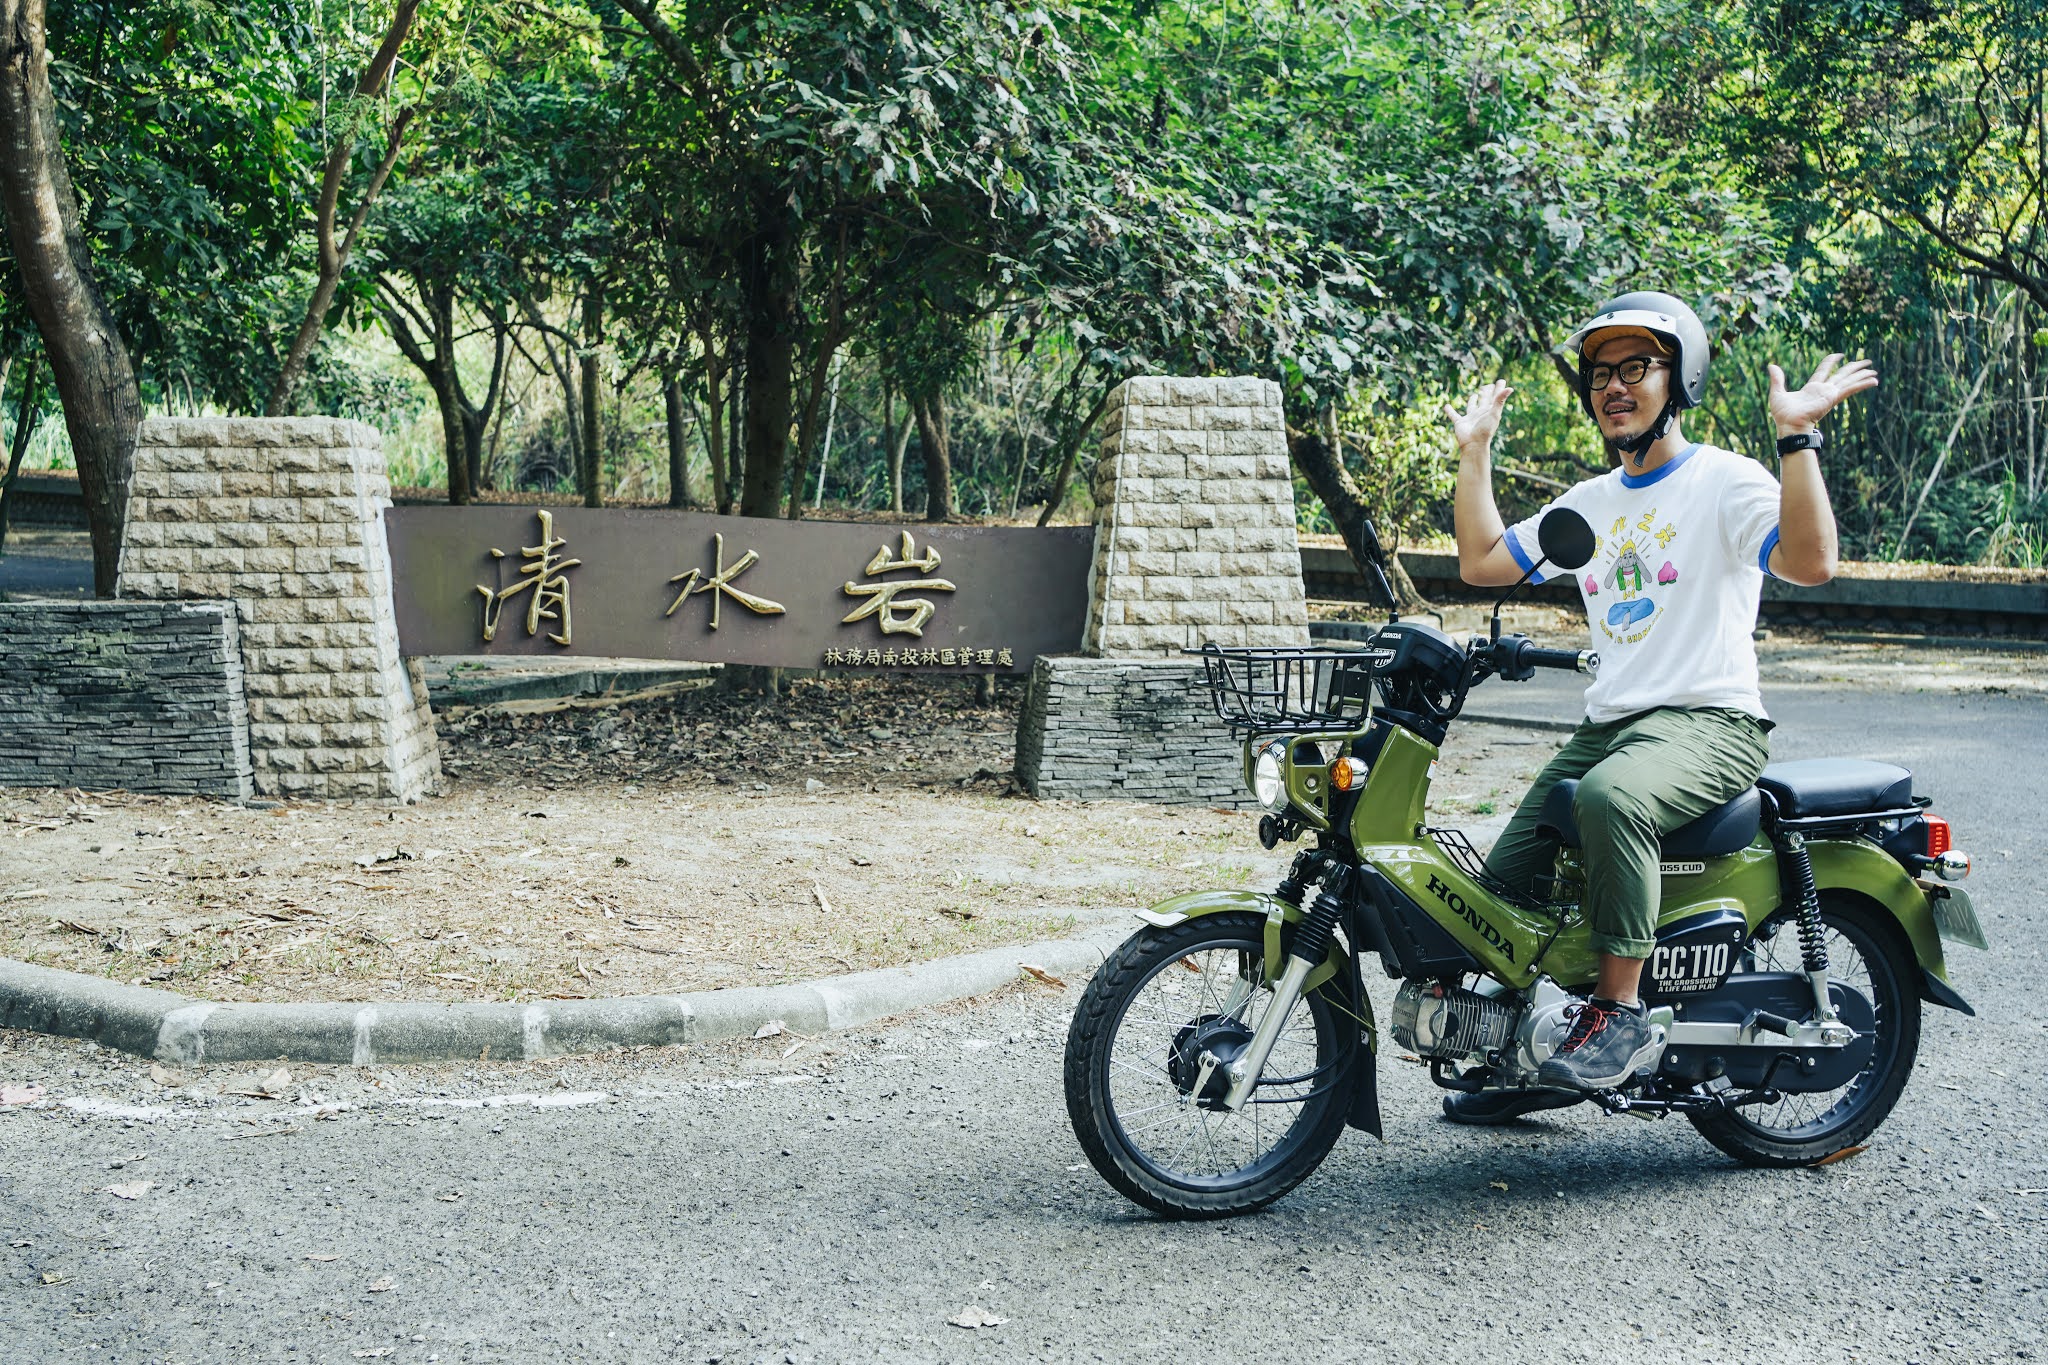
[1522,645,1600,676]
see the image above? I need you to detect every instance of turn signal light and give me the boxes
[1924,816,1951,857]
[1330,757,1367,792]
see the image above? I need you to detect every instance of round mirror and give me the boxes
[1537,507,1596,571]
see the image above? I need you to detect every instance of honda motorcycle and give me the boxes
[1063,508,1986,1218]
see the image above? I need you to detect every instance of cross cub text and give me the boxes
[1062,509,1986,1218]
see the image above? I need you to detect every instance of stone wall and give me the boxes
[116,418,440,802]
[1015,656,1250,806]
[1085,376,1310,655]
[0,601,252,798]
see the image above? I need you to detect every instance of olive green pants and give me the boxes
[1483,707,1771,959]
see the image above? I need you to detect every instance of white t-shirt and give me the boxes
[1504,443,1781,724]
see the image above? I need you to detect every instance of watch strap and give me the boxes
[1776,430,1824,456]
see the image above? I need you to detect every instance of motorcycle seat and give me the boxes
[1534,780,1762,859]
[1755,758,1914,819]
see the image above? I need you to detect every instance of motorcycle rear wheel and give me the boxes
[1063,911,1355,1219]
[1688,896,1921,1167]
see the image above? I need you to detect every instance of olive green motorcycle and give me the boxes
[1063,508,1986,1219]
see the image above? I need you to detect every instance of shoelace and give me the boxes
[1556,1001,1616,1054]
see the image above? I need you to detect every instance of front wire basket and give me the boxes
[1193,644,1386,733]
[1425,825,1577,916]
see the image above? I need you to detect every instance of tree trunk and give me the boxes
[727,356,745,505]
[915,392,953,521]
[1036,385,1111,527]
[883,379,907,514]
[664,375,691,508]
[266,0,418,416]
[704,362,729,514]
[579,284,603,507]
[1288,423,1429,613]
[738,214,797,518]
[785,332,839,519]
[0,0,140,595]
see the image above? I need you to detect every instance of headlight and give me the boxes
[1252,741,1286,811]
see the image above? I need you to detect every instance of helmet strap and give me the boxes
[1613,397,1679,469]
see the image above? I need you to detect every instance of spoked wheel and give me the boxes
[1689,896,1921,1167]
[1064,911,1356,1218]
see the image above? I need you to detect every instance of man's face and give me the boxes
[1586,332,1673,444]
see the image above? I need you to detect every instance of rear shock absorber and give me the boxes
[1775,830,1836,1022]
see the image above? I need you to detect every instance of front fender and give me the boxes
[1808,839,1972,1013]
[1138,889,1349,1002]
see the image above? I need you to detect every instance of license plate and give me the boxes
[1923,883,1989,951]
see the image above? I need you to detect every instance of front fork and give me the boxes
[1217,857,1349,1111]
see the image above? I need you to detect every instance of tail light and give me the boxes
[1923,816,1951,857]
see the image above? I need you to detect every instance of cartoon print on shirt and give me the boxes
[1590,507,1679,645]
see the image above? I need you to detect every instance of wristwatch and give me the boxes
[1776,430,1824,456]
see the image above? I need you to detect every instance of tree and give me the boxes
[0,0,139,594]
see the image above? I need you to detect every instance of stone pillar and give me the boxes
[116,418,441,802]
[1085,376,1309,655]
[1017,377,1309,804]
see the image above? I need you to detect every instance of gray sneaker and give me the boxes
[1536,998,1660,1092]
[1441,1088,1583,1126]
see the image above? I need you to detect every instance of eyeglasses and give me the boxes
[1585,357,1668,392]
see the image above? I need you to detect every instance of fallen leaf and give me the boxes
[1,1084,45,1106]
[938,906,976,921]
[949,1305,1008,1329]
[811,883,831,914]
[1489,1180,1509,1191]
[39,1270,65,1285]
[753,1019,787,1040]
[1813,1145,1868,1167]
[436,1192,461,1203]
[353,1349,393,1358]
[849,855,872,867]
[1018,964,1065,988]
[223,1125,302,1141]
[367,1276,395,1293]
[148,1063,183,1088]
[305,1254,341,1262]
[106,1180,154,1200]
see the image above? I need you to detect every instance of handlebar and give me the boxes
[1521,644,1600,676]
[1475,633,1600,681]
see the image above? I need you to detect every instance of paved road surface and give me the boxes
[2,663,2042,1363]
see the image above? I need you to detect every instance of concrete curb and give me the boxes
[0,925,1132,1066]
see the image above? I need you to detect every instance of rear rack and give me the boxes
[1192,644,1388,733]
[1426,826,1577,915]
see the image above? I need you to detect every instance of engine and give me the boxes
[1391,976,1589,1084]
[1390,979,1518,1061]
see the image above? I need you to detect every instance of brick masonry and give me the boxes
[116,418,440,802]
[0,601,253,799]
[1018,377,1308,803]
[1085,375,1310,655]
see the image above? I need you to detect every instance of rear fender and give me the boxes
[1807,838,1973,1014]
[1137,889,1353,1009]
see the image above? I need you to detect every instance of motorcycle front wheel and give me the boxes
[1688,895,1922,1167]
[1063,911,1356,1219]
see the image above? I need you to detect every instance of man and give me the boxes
[1440,291,1876,1124]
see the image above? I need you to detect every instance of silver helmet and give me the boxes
[1563,291,1711,416]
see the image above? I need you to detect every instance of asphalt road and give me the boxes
[3,658,2044,1364]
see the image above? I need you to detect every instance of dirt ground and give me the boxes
[4,628,2042,1006]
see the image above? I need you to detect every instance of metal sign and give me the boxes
[384,507,1094,673]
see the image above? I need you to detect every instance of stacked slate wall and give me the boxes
[1015,656,1252,806]
[0,601,253,798]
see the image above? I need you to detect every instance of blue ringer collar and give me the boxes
[1618,441,1701,488]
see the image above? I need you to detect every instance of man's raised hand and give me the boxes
[1445,380,1513,455]
[1768,354,1879,436]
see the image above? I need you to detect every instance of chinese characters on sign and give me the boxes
[665,532,786,628]
[822,646,1014,669]
[394,506,1091,671]
[476,509,581,645]
[840,531,955,636]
